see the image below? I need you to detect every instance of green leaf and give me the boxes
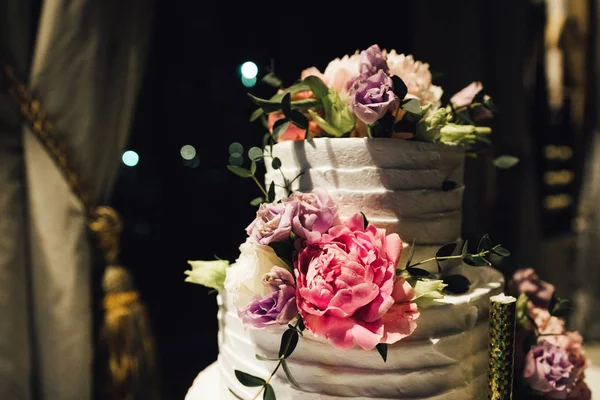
[250,160,257,175]
[435,243,457,273]
[442,180,457,191]
[492,246,511,257]
[229,153,244,167]
[281,93,292,117]
[279,328,299,359]
[263,383,276,400]
[267,181,276,203]
[289,110,309,130]
[298,317,306,332]
[229,142,244,155]
[493,155,520,170]
[548,292,557,314]
[262,72,282,88]
[271,157,282,170]
[404,238,416,270]
[227,165,254,178]
[407,267,437,279]
[272,119,289,142]
[477,234,493,253]
[463,255,490,266]
[184,260,229,291]
[549,292,572,317]
[248,147,264,161]
[307,109,344,137]
[281,359,301,389]
[401,98,422,115]
[361,212,369,229]
[250,108,264,122]
[250,197,264,207]
[255,354,280,361]
[442,275,471,294]
[235,370,266,387]
[375,343,388,362]
[228,388,245,400]
[516,293,533,331]
[461,240,469,258]
[391,76,408,100]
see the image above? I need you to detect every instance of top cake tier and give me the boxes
[264,138,466,245]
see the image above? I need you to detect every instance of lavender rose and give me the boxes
[239,266,297,328]
[246,201,296,245]
[359,44,389,78]
[286,188,337,242]
[524,341,576,398]
[349,70,400,125]
[509,268,555,307]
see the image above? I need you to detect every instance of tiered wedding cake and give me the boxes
[215,138,503,400]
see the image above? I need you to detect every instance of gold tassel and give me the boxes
[90,206,160,400]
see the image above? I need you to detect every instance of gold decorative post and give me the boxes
[488,293,517,400]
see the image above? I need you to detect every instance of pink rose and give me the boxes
[450,81,483,108]
[246,201,295,245]
[294,213,419,350]
[286,188,338,242]
[509,268,555,307]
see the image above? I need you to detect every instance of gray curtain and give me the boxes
[0,1,154,399]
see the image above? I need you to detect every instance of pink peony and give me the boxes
[294,213,419,350]
[240,266,298,328]
[509,268,555,307]
[246,201,296,245]
[286,188,338,242]
[524,341,575,398]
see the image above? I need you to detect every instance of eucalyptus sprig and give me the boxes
[229,318,305,400]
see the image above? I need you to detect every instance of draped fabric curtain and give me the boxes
[0,1,154,399]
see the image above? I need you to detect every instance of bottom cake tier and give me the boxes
[216,264,504,400]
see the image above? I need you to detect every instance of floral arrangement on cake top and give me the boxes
[249,44,498,151]
[509,269,591,400]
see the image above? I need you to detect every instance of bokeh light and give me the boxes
[240,61,258,79]
[180,144,197,160]
[241,75,257,88]
[122,150,139,167]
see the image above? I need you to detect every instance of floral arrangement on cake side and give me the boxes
[509,269,591,400]
[246,43,517,168]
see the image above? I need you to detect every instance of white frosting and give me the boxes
[213,138,502,399]
[264,138,465,246]
[217,266,504,399]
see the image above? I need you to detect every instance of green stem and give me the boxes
[407,250,490,269]
[250,320,300,400]
[366,124,373,138]
[252,175,268,198]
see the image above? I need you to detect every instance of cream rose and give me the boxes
[323,51,361,93]
[224,239,288,309]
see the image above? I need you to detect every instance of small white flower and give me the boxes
[224,239,288,309]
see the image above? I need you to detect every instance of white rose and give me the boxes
[323,51,361,93]
[386,50,443,112]
[224,239,287,309]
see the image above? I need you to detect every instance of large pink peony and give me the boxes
[294,213,419,350]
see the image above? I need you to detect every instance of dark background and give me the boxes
[109,1,596,398]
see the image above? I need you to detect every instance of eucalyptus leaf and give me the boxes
[463,255,490,267]
[391,76,408,100]
[435,243,457,273]
[492,246,511,257]
[442,275,471,294]
[235,370,266,387]
[298,317,306,332]
[281,93,292,117]
[229,153,244,167]
[407,267,437,279]
[267,181,276,203]
[461,240,469,258]
[404,238,416,270]
[281,359,302,389]
[229,142,244,155]
[248,147,264,161]
[376,343,388,362]
[227,165,254,178]
[271,157,282,170]
[279,329,299,359]
[250,160,257,175]
[263,383,276,400]
[442,180,457,191]
[361,212,369,229]
[493,155,520,170]
[228,388,245,400]
[478,234,493,253]
[272,119,289,142]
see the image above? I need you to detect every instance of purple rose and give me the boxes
[359,44,389,78]
[246,202,296,245]
[286,188,337,242]
[509,268,555,307]
[524,341,576,398]
[349,70,400,125]
[240,266,297,328]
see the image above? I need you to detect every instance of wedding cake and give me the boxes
[185,45,591,400]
